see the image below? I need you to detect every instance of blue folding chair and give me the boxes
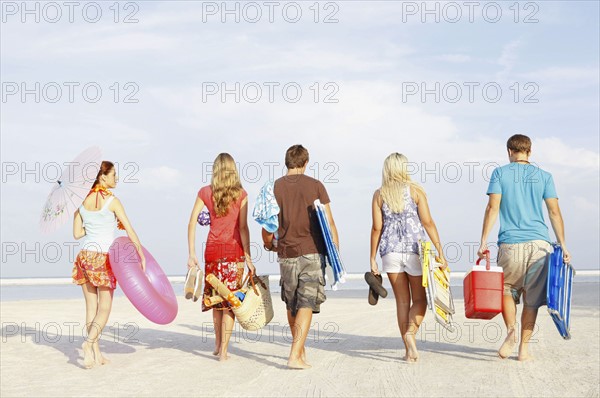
[547,244,575,340]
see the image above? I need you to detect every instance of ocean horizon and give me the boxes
[1,271,598,303]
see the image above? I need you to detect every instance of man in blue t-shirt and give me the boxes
[478,134,571,361]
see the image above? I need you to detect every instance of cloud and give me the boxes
[535,137,600,171]
[435,54,472,63]
[519,67,600,83]
[572,195,600,215]
[1,24,178,63]
[496,39,522,78]
[138,166,183,190]
[1,2,598,278]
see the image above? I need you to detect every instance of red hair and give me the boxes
[91,161,115,189]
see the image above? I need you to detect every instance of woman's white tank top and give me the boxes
[79,196,117,253]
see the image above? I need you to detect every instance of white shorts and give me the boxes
[382,252,422,276]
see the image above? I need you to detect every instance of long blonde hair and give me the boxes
[211,153,243,217]
[379,153,424,213]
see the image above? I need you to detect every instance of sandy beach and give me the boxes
[1,288,599,398]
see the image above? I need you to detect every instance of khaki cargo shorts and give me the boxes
[497,240,552,308]
[279,253,326,316]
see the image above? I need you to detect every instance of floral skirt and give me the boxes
[72,250,117,290]
[202,261,245,312]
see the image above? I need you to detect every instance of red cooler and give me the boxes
[463,250,504,319]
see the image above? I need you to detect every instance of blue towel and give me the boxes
[252,181,280,233]
[314,199,346,290]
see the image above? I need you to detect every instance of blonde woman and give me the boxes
[369,153,447,362]
[187,153,255,361]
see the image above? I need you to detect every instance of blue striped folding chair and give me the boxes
[547,244,575,340]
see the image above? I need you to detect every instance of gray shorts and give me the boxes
[497,240,552,308]
[279,253,326,316]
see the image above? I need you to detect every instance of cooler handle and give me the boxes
[476,250,491,271]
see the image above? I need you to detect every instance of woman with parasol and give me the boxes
[72,160,145,368]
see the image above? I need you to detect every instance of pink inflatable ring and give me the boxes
[109,236,178,324]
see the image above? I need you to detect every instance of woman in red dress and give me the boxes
[187,153,256,361]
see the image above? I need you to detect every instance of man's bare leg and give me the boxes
[287,308,312,369]
[498,295,518,359]
[518,307,538,361]
[286,309,308,365]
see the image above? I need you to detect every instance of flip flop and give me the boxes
[192,268,204,302]
[365,272,387,305]
[365,272,387,297]
[365,272,380,305]
[184,267,197,300]
[368,283,379,306]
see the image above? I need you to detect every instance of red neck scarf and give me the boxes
[87,186,113,209]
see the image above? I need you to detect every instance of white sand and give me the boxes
[1,294,598,397]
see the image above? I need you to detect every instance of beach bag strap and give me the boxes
[476,250,491,270]
[241,273,268,296]
[254,275,268,290]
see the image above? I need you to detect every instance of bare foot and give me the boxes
[498,328,517,359]
[287,358,312,369]
[94,353,111,365]
[81,342,94,369]
[518,347,534,361]
[405,356,418,363]
[301,348,310,366]
[401,342,410,361]
[403,333,419,362]
[95,356,110,365]
[93,342,110,365]
[219,353,230,361]
[212,349,220,356]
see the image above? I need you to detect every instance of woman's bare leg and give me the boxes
[82,286,113,366]
[404,275,427,362]
[81,283,98,368]
[388,272,410,357]
[212,309,223,355]
[220,308,235,361]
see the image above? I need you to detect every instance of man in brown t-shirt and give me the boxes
[262,144,339,370]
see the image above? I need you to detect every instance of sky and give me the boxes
[1,0,599,278]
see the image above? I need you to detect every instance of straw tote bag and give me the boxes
[234,274,274,331]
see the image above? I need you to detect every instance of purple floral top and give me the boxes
[379,186,425,256]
